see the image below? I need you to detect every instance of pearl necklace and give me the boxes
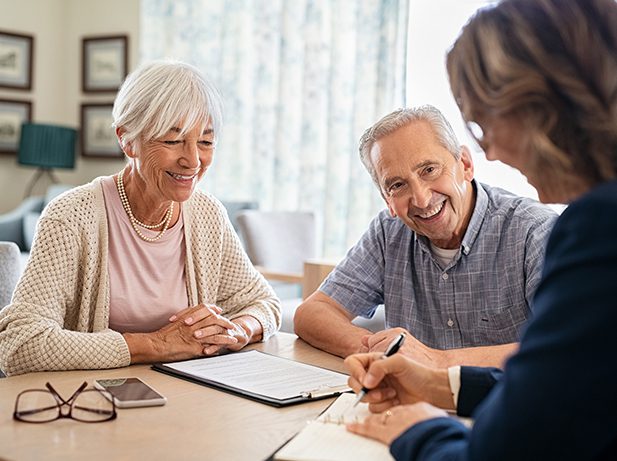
[116,169,174,242]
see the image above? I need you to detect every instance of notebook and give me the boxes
[273,393,394,461]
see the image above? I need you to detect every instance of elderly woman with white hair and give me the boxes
[0,60,281,376]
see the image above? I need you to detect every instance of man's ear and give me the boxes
[386,197,397,218]
[459,145,475,181]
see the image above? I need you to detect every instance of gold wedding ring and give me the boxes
[382,409,393,424]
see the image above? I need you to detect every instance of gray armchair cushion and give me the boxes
[21,184,72,251]
[236,210,316,274]
[23,211,40,251]
[220,201,258,232]
[0,196,44,251]
[0,185,72,253]
[45,184,73,206]
[0,241,21,309]
[236,210,316,304]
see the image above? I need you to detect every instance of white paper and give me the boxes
[163,350,350,400]
[275,393,394,461]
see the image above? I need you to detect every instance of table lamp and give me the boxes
[18,123,77,198]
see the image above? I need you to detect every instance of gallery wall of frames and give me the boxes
[0,29,127,159]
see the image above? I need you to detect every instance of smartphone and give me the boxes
[94,377,167,408]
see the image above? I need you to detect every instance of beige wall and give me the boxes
[0,0,140,213]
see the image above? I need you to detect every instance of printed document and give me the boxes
[162,350,349,400]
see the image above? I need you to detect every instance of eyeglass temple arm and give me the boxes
[45,381,88,404]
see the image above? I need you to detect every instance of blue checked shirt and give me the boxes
[320,181,558,349]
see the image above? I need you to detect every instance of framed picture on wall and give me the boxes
[82,35,128,92]
[0,30,34,90]
[80,103,123,158]
[0,99,32,154]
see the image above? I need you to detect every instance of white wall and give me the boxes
[0,0,140,213]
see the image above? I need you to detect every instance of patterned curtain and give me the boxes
[141,0,408,257]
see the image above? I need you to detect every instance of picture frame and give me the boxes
[82,35,128,93]
[0,99,32,154]
[0,30,34,90]
[80,103,123,158]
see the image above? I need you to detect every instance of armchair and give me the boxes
[0,241,21,310]
[0,196,45,251]
[0,241,19,378]
[0,184,73,265]
[236,210,317,332]
[236,210,316,285]
[220,200,258,247]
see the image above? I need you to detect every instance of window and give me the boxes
[407,0,540,200]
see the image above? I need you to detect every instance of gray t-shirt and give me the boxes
[320,181,558,349]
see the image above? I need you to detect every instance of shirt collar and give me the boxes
[460,179,487,255]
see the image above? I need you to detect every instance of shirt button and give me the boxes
[442,273,449,280]
[447,319,454,327]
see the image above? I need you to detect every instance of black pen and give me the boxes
[352,332,406,408]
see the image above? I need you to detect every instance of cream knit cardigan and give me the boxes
[0,178,281,376]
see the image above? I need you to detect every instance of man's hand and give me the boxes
[363,327,449,368]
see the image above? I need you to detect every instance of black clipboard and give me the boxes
[151,350,350,407]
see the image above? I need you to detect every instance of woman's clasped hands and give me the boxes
[156,304,251,359]
[343,352,453,445]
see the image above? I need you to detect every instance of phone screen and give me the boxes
[95,378,165,403]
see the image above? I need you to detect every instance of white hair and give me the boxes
[112,60,223,149]
[358,105,462,187]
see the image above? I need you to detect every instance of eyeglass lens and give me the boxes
[15,386,115,423]
[466,121,488,151]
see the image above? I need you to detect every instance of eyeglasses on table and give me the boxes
[13,381,117,423]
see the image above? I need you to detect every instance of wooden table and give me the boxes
[0,333,347,461]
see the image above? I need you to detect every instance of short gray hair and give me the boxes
[358,105,462,187]
[112,60,223,149]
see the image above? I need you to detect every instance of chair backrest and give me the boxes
[236,210,317,274]
[45,184,74,207]
[0,241,22,309]
[220,200,258,230]
[23,184,74,252]
[0,196,44,251]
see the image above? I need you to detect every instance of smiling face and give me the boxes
[122,123,215,207]
[370,121,476,249]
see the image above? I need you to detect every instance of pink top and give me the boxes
[101,175,189,333]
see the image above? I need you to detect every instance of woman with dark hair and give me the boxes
[344,0,617,459]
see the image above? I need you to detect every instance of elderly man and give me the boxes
[294,105,557,368]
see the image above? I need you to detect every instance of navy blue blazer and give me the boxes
[390,180,617,460]
[457,366,502,417]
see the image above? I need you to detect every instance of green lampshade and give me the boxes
[18,123,77,169]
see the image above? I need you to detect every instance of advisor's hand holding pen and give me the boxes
[352,333,406,407]
[344,334,455,414]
